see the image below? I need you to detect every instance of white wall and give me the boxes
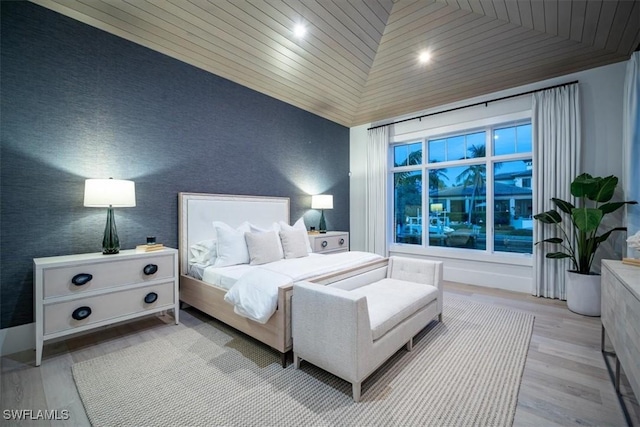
[1,323,34,356]
[579,63,627,176]
[350,61,628,294]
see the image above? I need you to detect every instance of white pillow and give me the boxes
[213,222,251,267]
[245,231,283,265]
[250,222,284,259]
[279,230,309,259]
[212,221,250,239]
[278,217,313,253]
[188,239,217,266]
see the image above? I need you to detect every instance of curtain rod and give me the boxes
[367,80,579,131]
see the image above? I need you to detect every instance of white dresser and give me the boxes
[308,231,349,254]
[601,259,639,416]
[33,248,179,366]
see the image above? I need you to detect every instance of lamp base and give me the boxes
[319,209,327,233]
[102,207,120,255]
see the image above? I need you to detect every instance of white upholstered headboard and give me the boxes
[178,193,290,275]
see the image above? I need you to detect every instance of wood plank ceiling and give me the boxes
[31,0,640,127]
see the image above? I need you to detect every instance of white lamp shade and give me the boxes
[311,194,333,210]
[84,179,136,207]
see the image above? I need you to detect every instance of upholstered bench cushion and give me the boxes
[350,278,438,341]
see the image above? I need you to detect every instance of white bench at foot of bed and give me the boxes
[292,256,443,401]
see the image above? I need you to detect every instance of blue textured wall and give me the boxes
[0,2,350,329]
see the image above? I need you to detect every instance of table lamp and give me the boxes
[84,178,136,254]
[311,194,333,233]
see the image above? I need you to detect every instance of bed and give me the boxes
[178,193,387,366]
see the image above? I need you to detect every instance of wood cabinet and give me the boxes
[601,259,639,416]
[308,231,349,254]
[33,248,179,366]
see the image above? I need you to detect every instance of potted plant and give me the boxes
[534,173,637,316]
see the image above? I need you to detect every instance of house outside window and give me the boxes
[391,122,533,255]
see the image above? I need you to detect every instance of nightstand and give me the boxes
[308,231,349,254]
[33,248,179,366]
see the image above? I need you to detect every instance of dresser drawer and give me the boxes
[43,281,175,335]
[312,234,349,253]
[43,254,175,298]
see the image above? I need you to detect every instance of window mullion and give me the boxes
[422,165,427,248]
[422,139,427,248]
[486,159,495,254]
[485,128,493,254]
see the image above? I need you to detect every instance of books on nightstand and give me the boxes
[136,243,165,252]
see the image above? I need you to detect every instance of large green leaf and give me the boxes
[533,210,562,224]
[600,201,626,214]
[590,175,617,203]
[571,207,602,232]
[546,252,571,259]
[538,237,563,244]
[551,198,574,215]
[570,173,598,198]
[601,200,638,215]
[596,227,627,243]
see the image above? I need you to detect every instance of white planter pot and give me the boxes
[565,270,601,316]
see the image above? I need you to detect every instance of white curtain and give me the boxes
[623,52,640,251]
[532,83,581,299]
[365,127,388,256]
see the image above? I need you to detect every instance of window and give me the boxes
[391,122,533,255]
[394,142,421,166]
[393,170,422,245]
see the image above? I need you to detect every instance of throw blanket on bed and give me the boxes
[224,269,292,323]
[222,251,383,323]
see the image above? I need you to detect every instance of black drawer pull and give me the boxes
[72,306,92,321]
[144,292,158,304]
[339,238,345,245]
[321,240,328,248]
[143,264,158,275]
[72,273,93,286]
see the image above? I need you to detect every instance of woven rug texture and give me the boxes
[72,296,534,426]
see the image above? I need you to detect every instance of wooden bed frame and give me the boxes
[178,192,387,366]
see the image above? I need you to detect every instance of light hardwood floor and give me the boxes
[2,281,638,426]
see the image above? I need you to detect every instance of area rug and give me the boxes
[72,296,534,426]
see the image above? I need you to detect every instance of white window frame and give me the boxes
[388,111,533,267]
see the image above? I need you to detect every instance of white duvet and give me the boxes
[223,269,293,323]
[211,251,383,324]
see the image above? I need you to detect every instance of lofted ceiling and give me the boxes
[31,0,640,127]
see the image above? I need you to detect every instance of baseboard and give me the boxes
[388,248,533,294]
[446,265,532,293]
[1,314,175,358]
[1,323,35,356]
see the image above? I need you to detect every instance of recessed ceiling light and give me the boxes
[293,24,307,39]
[419,51,431,63]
